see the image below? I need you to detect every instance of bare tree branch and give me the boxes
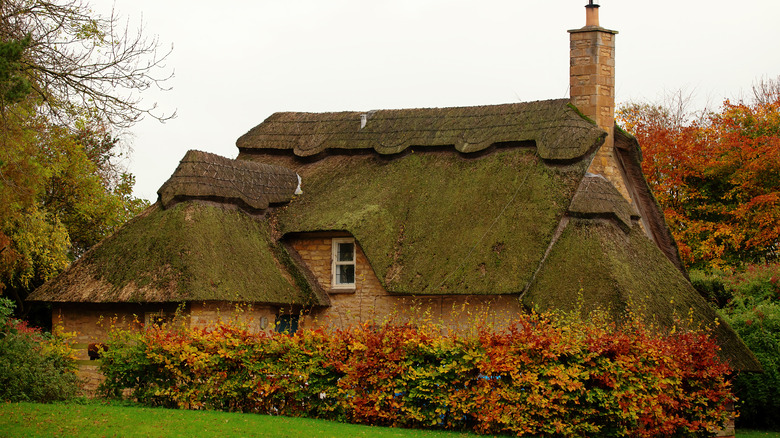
[0,0,174,129]
[752,75,780,106]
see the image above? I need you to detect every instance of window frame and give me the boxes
[331,237,356,289]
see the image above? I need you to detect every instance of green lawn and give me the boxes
[1,401,778,438]
[0,401,487,438]
[739,432,780,438]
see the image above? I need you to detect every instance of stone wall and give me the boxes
[289,234,389,327]
[569,24,633,204]
[189,301,277,333]
[55,301,280,358]
[54,303,152,356]
[288,233,526,330]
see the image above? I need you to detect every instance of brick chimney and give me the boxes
[569,2,629,200]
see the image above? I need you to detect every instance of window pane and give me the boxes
[337,264,355,284]
[276,314,299,334]
[338,242,354,262]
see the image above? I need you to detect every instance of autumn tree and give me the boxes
[0,0,169,317]
[618,80,780,269]
[0,0,174,127]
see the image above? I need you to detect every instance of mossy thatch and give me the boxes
[237,99,605,160]
[28,202,327,306]
[158,149,299,211]
[613,126,686,273]
[271,147,590,295]
[568,174,639,229]
[523,218,761,372]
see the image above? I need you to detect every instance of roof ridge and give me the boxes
[158,149,300,211]
[236,99,604,160]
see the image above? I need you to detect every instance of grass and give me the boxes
[740,432,780,438]
[0,401,489,438]
[1,401,778,438]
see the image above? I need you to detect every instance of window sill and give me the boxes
[329,286,356,294]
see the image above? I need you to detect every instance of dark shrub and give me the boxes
[690,270,732,308]
[698,263,780,430]
[0,297,79,402]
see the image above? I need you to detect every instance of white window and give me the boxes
[332,238,356,289]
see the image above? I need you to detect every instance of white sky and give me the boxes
[101,0,780,202]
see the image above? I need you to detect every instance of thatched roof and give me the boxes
[522,217,760,372]
[158,150,299,211]
[568,173,639,229]
[236,100,625,296]
[613,127,687,273]
[28,202,327,306]
[237,99,605,160]
[267,148,589,295]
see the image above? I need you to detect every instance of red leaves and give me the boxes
[618,94,780,269]
[101,312,734,437]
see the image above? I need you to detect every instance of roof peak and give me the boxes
[236,99,605,161]
[158,149,300,212]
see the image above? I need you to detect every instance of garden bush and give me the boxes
[690,263,780,430]
[726,301,780,430]
[718,263,780,430]
[100,310,734,437]
[689,270,732,309]
[0,297,79,402]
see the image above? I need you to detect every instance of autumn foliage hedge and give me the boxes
[99,312,733,437]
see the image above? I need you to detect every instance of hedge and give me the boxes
[99,311,733,437]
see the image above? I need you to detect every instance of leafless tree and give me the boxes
[752,75,780,106]
[0,0,174,128]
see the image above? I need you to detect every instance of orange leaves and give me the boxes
[618,93,780,269]
[99,312,734,437]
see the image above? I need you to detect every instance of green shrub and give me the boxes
[0,297,79,402]
[725,264,780,304]
[722,283,780,429]
[694,263,780,430]
[690,270,732,308]
[100,310,734,437]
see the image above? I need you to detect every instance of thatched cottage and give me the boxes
[28,4,760,374]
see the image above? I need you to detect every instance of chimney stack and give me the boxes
[569,2,629,200]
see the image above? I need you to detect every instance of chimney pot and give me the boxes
[570,1,625,200]
[585,2,600,27]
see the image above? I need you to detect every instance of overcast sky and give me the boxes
[102,0,780,202]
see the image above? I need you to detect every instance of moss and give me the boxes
[274,148,588,295]
[83,202,320,305]
[83,204,188,298]
[271,240,323,306]
[614,122,632,139]
[567,102,596,125]
[524,218,760,371]
[527,219,706,321]
[238,99,603,162]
